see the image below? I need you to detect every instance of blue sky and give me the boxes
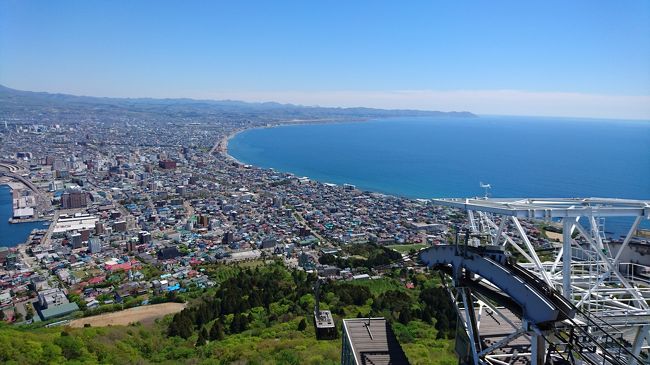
[1,1,649,119]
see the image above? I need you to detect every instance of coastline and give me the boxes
[8,217,49,224]
[0,182,49,224]
[219,117,368,165]
[216,116,650,205]
[218,117,426,201]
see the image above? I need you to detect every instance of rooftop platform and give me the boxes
[342,318,409,365]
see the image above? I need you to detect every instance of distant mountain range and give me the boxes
[0,84,476,120]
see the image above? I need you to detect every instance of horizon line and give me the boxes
[2,83,649,121]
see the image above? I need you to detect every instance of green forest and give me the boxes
[0,261,457,364]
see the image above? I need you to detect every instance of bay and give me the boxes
[229,115,650,236]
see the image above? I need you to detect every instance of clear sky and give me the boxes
[1,0,649,119]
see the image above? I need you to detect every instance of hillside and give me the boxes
[0,262,457,365]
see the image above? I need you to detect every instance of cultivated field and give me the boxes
[68,302,186,328]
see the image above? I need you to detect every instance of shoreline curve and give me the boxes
[220,117,368,165]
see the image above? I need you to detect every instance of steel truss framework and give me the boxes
[430,197,650,365]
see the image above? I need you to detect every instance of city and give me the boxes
[1,1,649,364]
[0,86,477,323]
[2,86,649,364]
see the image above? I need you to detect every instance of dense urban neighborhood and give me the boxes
[0,87,481,326]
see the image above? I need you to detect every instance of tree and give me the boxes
[240,313,249,331]
[195,305,208,327]
[398,309,412,324]
[230,313,242,334]
[54,333,84,360]
[26,305,34,321]
[196,327,208,347]
[297,318,307,331]
[209,320,224,341]
[318,254,337,265]
[435,315,450,339]
[179,317,193,339]
[422,310,432,324]
[169,312,193,339]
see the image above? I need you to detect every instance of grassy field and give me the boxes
[386,243,429,254]
[68,303,186,328]
[348,277,406,296]
[235,259,269,269]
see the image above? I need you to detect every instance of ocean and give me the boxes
[228,115,650,237]
[0,184,49,247]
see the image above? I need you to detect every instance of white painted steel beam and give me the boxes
[428,196,650,364]
[511,216,553,286]
[431,197,650,219]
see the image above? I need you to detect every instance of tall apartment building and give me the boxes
[61,190,87,209]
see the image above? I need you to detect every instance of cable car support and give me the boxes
[419,197,650,365]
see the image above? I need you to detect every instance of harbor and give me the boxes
[0,184,50,247]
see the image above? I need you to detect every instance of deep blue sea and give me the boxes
[229,115,650,237]
[0,185,48,247]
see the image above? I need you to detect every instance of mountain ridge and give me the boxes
[0,84,477,118]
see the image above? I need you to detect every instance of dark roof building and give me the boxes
[158,160,177,169]
[157,246,181,260]
[341,318,410,365]
[260,236,278,250]
[39,302,80,321]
